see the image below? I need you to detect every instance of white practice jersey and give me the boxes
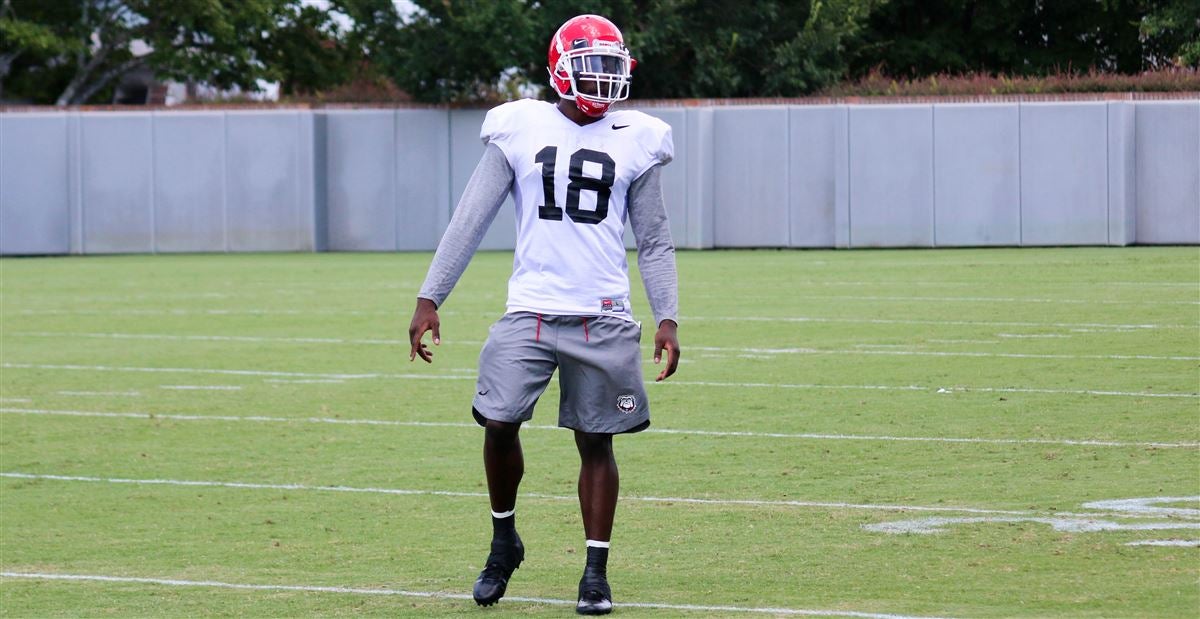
[481,99,673,321]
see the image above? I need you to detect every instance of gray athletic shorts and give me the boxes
[472,312,650,434]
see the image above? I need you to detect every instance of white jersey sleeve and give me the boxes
[479,99,675,322]
[480,99,544,168]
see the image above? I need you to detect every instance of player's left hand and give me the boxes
[653,319,680,382]
[408,297,441,363]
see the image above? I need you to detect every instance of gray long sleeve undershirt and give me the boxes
[418,142,679,326]
[626,161,679,326]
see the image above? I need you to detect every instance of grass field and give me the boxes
[1,247,1197,618]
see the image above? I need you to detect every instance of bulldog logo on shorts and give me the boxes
[616,394,637,414]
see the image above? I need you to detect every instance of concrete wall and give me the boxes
[933,105,1021,246]
[1135,102,1200,244]
[849,105,934,247]
[2,100,1197,254]
[1,114,70,254]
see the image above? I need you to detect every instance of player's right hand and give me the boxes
[408,298,441,363]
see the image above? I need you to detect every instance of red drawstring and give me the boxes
[533,314,589,343]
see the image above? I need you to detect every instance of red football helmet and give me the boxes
[547,15,636,117]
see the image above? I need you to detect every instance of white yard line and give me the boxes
[1124,540,1200,547]
[0,572,952,619]
[1,363,388,380]
[686,345,1198,362]
[4,407,1196,450]
[925,339,1000,344]
[12,331,407,346]
[802,294,1199,306]
[995,333,1071,339]
[263,379,346,384]
[663,379,1196,399]
[0,472,1128,518]
[684,315,1195,330]
[9,332,1199,362]
[4,363,1194,399]
[14,308,1197,330]
[56,391,141,397]
[159,385,243,391]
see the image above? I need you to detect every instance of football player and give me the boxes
[409,14,679,615]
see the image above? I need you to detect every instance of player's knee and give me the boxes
[574,431,613,459]
[483,416,520,444]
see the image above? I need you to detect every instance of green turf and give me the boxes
[1,247,1197,618]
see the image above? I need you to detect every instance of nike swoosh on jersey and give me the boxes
[611,124,630,130]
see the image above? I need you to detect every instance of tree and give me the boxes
[384,0,878,103]
[385,0,542,103]
[1,0,78,102]
[1141,0,1200,67]
[849,0,1200,77]
[260,0,405,98]
[1,0,341,105]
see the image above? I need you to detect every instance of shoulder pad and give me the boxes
[481,99,547,146]
[609,110,674,166]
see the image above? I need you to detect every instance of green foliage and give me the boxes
[0,0,82,102]
[1140,0,1200,67]
[382,0,878,101]
[851,0,1200,78]
[0,0,399,105]
[385,0,542,103]
[3,0,1195,105]
[1,0,294,105]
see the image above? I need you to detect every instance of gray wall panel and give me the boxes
[67,113,83,253]
[683,108,714,249]
[295,113,318,251]
[1106,103,1136,246]
[4,101,1198,255]
[1019,103,1109,245]
[933,104,1020,246]
[80,113,154,253]
[311,113,328,251]
[153,113,225,252]
[849,105,934,247]
[1,114,70,254]
[713,107,790,247]
[788,106,841,247]
[1135,101,1200,244]
[325,111,396,251]
[396,110,450,251]
[450,109,516,251]
[225,112,303,251]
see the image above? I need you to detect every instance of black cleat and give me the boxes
[472,534,524,607]
[575,566,613,615]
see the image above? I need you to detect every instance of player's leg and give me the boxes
[575,430,616,615]
[484,418,524,516]
[555,316,650,615]
[575,430,617,541]
[471,313,557,606]
[474,416,526,606]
